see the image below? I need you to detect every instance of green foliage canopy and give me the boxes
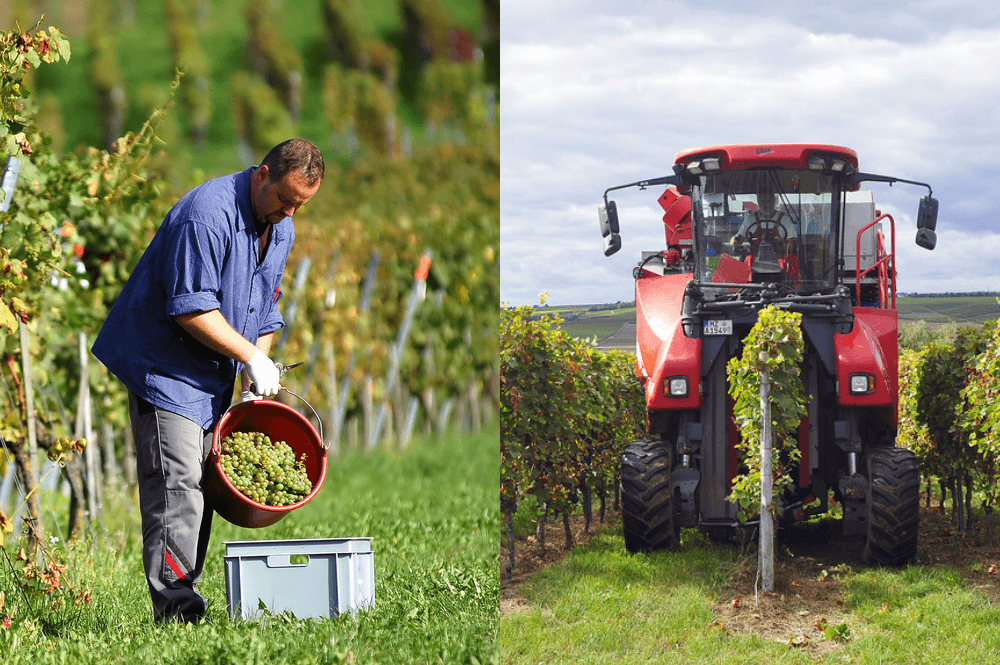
[0,21,71,333]
[500,301,643,518]
[726,305,807,519]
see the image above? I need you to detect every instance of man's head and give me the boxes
[250,138,325,227]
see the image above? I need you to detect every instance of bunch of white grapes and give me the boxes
[219,430,313,506]
[48,436,86,463]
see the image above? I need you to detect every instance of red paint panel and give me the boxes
[834,307,899,415]
[673,144,859,172]
[635,272,701,411]
[659,186,692,246]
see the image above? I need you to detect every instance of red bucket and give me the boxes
[206,397,327,529]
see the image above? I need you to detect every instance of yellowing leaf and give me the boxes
[0,300,17,334]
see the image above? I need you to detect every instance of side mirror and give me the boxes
[915,195,938,250]
[917,195,938,231]
[916,228,937,250]
[599,200,619,237]
[599,200,621,256]
[603,233,621,257]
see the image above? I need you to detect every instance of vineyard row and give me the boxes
[500,303,644,578]
[502,305,1000,577]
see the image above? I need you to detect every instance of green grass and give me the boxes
[840,566,1000,662]
[501,529,807,665]
[500,523,1000,665]
[1,426,499,663]
[533,306,636,346]
[892,295,1000,326]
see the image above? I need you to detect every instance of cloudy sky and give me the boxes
[500,1,1000,306]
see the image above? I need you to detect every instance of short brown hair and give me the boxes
[261,138,325,185]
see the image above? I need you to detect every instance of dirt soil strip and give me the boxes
[500,505,1000,653]
[501,512,608,616]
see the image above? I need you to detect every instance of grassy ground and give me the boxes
[1,426,499,663]
[533,305,636,349]
[500,501,1000,664]
[896,294,1000,326]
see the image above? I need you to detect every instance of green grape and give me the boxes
[219,429,314,506]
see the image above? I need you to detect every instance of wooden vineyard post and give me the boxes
[275,257,312,356]
[333,251,380,450]
[726,305,805,597]
[325,341,339,457]
[371,250,431,446]
[759,371,774,593]
[18,319,43,553]
[298,252,339,407]
[362,376,374,450]
[101,419,117,490]
[77,332,101,526]
[421,340,438,436]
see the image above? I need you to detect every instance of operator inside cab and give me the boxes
[730,188,800,285]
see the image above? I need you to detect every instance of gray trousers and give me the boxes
[128,391,214,623]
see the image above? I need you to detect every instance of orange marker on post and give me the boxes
[414,252,431,301]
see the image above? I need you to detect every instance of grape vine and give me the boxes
[0,20,71,332]
[726,305,808,520]
[500,299,643,575]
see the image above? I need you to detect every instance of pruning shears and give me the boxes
[247,361,303,396]
[275,361,303,376]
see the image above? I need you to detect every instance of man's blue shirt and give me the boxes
[92,167,293,430]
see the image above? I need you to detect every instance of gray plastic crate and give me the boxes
[224,537,374,620]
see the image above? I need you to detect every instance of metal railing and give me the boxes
[855,212,896,309]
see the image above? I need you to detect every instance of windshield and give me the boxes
[693,169,839,295]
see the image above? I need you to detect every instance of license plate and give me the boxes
[703,319,733,336]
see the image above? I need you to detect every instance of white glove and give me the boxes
[244,348,281,396]
[239,390,262,404]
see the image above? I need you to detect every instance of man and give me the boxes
[734,190,797,246]
[92,138,324,624]
[726,188,802,282]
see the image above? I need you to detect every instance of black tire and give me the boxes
[863,447,920,566]
[621,440,679,553]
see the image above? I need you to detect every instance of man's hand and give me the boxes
[245,348,281,396]
[239,390,262,404]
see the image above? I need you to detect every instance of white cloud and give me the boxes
[502,2,1000,304]
[897,227,1000,293]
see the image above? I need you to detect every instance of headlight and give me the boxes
[807,156,827,171]
[849,373,875,395]
[664,376,689,398]
[702,157,721,171]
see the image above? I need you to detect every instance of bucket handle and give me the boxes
[280,387,326,450]
[216,388,328,456]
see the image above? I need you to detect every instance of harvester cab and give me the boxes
[599,144,938,565]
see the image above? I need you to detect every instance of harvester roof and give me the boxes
[674,144,859,172]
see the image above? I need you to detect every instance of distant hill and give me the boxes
[539,295,1000,350]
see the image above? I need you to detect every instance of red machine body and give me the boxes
[601,144,939,564]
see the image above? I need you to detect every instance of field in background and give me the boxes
[896,294,1000,326]
[12,0,492,177]
[539,295,1000,350]
[534,304,637,351]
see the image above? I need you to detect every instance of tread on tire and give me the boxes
[863,447,920,566]
[621,440,680,553]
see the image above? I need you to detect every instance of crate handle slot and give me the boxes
[265,554,311,568]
